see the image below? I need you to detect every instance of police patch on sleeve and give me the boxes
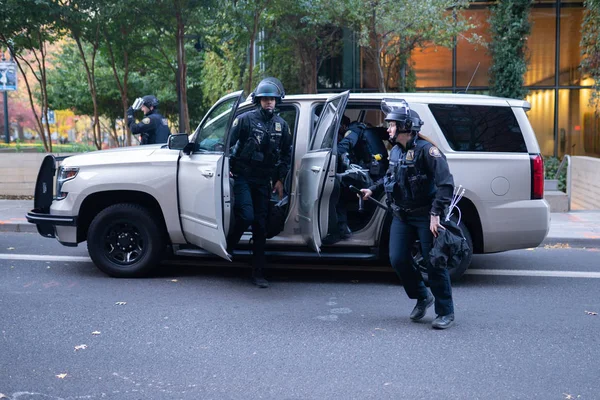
[142,117,151,125]
[429,146,442,158]
[233,118,238,127]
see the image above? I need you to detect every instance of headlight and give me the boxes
[56,167,79,200]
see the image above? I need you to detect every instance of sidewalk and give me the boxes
[1,199,599,248]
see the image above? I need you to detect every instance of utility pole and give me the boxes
[2,91,7,144]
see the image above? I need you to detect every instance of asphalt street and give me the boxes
[1,232,599,400]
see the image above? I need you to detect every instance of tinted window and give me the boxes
[429,104,527,152]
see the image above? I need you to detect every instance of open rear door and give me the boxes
[297,91,349,253]
[177,90,244,260]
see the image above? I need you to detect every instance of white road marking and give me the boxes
[466,269,600,279]
[2,253,600,279]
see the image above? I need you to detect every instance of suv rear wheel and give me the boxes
[87,203,165,278]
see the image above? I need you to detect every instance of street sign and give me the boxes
[41,110,56,124]
[0,60,17,92]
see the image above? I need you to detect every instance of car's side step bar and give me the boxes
[173,246,378,261]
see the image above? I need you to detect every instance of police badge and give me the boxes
[406,150,415,161]
[275,122,282,132]
[429,147,442,158]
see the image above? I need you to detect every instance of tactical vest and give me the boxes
[232,110,285,177]
[384,139,436,211]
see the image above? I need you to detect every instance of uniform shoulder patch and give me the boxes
[428,146,442,158]
[233,118,238,127]
[142,117,151,125]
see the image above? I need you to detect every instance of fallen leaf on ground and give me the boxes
[0,393,9,398]
[56,373,67,379]
[585,310,598,316]
[544,243,570,249]
[384,382,392,386]
[91,331,101,335]
[6,247,15,250]
[74,344,87,351]
[170,279,178,282]
[115,302,127,305]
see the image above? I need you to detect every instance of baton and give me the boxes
[349,185,389,212]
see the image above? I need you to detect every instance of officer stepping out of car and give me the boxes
[361,99,456,329]
[227,77,292,288]
[127,95,170,145]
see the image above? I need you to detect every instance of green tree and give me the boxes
[581,0,600,110]
[0,0,63,151]
[348,0,475,92]
[488,0,532,99]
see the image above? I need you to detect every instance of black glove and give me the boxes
[127,107,134,121]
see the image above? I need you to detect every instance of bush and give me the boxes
[544,156,567,192]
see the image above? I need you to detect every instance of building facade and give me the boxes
[317,0,598,158]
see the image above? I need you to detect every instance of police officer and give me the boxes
[361,99,456,329]
[228,77,292,288]
[323,116,374,244]
[127,95,170,145]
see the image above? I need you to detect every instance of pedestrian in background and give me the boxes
[361,99,456,329]
[127,95,170,145]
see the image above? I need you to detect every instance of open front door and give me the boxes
[297,91,349,253]
[177,90,244,260]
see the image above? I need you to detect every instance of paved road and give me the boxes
[1,233,599,399]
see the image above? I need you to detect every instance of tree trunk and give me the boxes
[175,7,190,134]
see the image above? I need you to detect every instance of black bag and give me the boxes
[266,195,289,239]
[429,219,470,270]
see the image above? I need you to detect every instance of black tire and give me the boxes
[87,203,165,278]
[412,219,473,282]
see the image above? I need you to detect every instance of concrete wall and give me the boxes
[0,153,73,197]
[570,156,600,210]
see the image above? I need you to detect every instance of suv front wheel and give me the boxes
[87,203,165,278]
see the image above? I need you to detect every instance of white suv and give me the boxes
[27,91,550,279]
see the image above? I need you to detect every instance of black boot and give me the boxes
[409,292,434,321]
[251,268,269,288]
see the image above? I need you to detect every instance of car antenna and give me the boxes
[464,62,481,94]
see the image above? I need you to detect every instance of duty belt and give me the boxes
[390,204,430,220]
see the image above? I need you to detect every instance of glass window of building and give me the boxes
[559,5,584,86]
[557,89,600,157]
[525,89,556,156]
[411,44,453,89]
[456,9,492,88]
[524,6,556,87]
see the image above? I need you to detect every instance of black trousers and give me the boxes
[388,215,454,316]
[228,175,270,270]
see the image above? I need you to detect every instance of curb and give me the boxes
[0,222,38,233]
[540,237,600,249]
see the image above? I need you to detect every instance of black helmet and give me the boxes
[142,95,159,108]
[407,109,424,132]
[251,77,285,105]
[382,98,413,132]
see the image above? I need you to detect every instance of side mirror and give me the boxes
[168,133,189,150]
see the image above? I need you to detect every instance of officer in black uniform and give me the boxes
[361,99,456,329]
[127,95,170,145]
[228,77,292,288]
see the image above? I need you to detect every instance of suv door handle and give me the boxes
[201,170,214,178]
[311,166,321,173]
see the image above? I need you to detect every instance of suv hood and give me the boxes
[60,144,165,168]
